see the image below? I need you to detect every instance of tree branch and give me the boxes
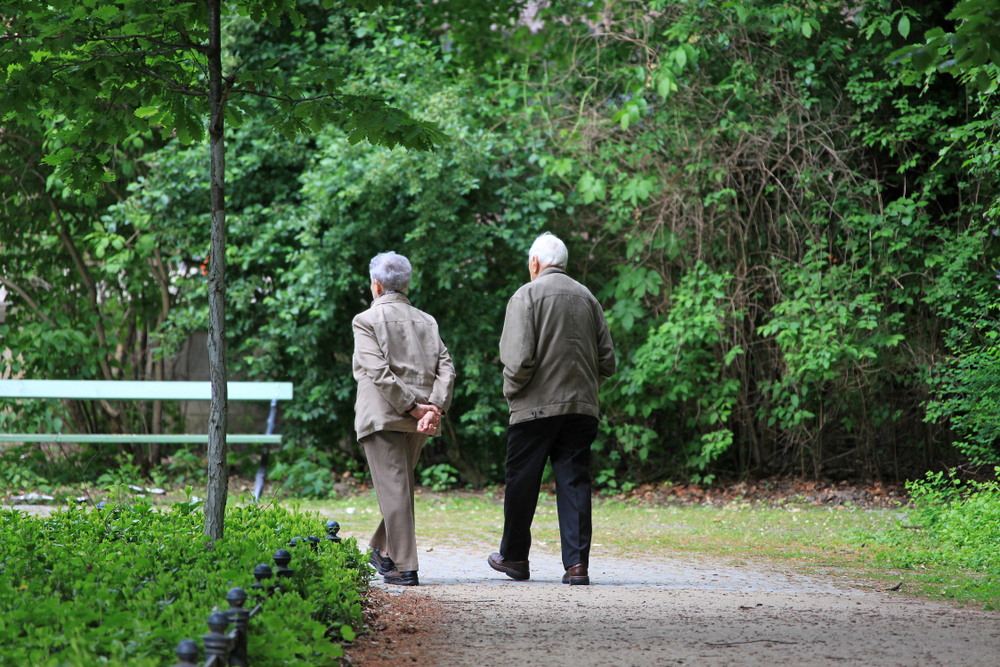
[0,276,52,323]
[51,200,115,381]
[49,46,191,69]
[125,66,208,97]
[231,90,346,104]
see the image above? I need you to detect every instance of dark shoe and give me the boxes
[562,564,589,586]
[384,569,419,586]
[369,548,395,576]
[488,552,530,581]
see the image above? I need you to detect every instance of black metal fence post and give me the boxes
[169,520,348,666]
[325,520,341,543]
[201,612,230,664]
[226,588,250,667]
[172,639,201,667]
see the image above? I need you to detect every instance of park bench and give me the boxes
[0,379,292,499]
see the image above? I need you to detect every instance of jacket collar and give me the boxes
[373,291,411,306]
[537,266,567,279]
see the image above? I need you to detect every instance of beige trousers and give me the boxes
[363,430,427,572]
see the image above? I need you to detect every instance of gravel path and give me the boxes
[370,540,1000,667]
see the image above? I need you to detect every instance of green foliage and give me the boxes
[478,0,1000,481]
[855,469,1000,586]
[890,0,1000,92]
[419,463,460,491]
[0,0,446,193]
[927,304,1000,464]
[0,501,368,666]
[602,263,743,483]
[118,7,559,494]
[10,0,1000,490]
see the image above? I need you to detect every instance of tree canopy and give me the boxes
[4,0,1000,500]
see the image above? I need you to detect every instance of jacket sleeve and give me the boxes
[500,294,536,400]
[430,338,457,413]
[353,315,418,414]
[595,303,617,385]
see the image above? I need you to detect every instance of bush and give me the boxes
[0,499,370,666]
[905,469,1000,573]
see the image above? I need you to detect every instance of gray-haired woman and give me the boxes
[352,251,456,586]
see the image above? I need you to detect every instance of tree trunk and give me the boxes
[204,0,228,542]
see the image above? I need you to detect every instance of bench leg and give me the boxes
[253,399,279,502]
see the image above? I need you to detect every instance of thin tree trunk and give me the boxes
[204,0,228,542]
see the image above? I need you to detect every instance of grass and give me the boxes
[288,488,999,611]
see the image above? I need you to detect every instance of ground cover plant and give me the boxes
[855,469,1000,608]
[0,497,369,666]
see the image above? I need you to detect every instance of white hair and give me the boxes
[528,232,568,269]
[369,251,412,291]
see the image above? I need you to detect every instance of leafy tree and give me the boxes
[121,7,559,493]
[0,0,446,538]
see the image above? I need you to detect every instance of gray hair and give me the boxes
[369,251,412,291]
[528,232,568,269]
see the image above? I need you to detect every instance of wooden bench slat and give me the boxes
[0,434,283,444]
[0,380,292,401]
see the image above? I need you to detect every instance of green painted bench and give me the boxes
[0,379,292,445]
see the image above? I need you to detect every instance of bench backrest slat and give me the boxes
[0,380,293,402]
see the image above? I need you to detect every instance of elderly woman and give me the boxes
[352,251,456,586]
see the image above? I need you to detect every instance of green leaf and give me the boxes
[577,170,606,204]
[674,47,687,68]
[898,15,911,39]
[93,5,121,20]
[801,21,812,38]
[41,148,75,166]
[656,70,677,100]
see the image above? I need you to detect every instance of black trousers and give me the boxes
[499,413,599,570]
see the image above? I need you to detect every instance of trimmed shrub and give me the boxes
[0,499,369,666]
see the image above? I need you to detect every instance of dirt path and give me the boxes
[364,538,1000,667]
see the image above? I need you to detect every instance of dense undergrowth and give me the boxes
[0,498,369,666]
[3,0,1000,495]
[856,469,1000,607]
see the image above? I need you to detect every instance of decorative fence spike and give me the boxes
[326,520,341,543]
[226,588,250,667]
[273,548,293,580]
[167,521,345,665]
[202,612,231,661]
[172,639,200,667]
[252,564,274,597]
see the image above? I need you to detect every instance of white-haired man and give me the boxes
[488,232,616,585]
[353,251,456,586]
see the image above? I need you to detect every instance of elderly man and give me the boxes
[353,251,455,587]
[488,233,616,586]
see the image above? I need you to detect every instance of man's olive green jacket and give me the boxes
[352,292,456,440]
[500,267,616,425]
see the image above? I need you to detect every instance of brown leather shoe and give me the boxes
[562,564,589,585]
[488,552,529,581]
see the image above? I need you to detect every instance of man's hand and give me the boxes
[416,410,439,435]
[409,403,441,435]
[408,403,440,420]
